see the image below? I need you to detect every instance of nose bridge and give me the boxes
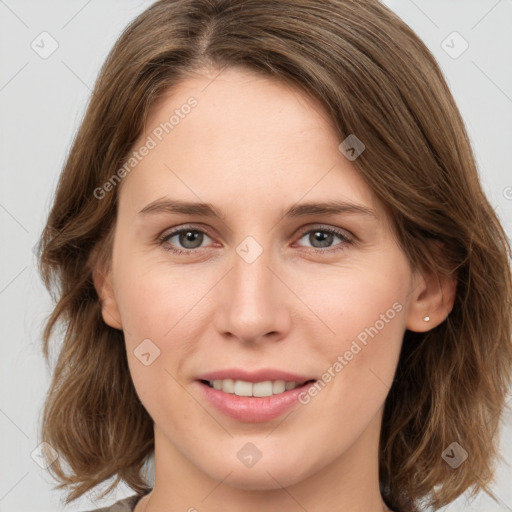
[215,236,290,342]
[233,244,273,305]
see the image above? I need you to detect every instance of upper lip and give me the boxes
[196,368,316,383]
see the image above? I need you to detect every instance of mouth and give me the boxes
[196,377,318,423]
[199,378,317,397]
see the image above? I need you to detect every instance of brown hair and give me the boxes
[36,0,512,510]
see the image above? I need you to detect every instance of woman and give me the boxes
[36,0,512,511]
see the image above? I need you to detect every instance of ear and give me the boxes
[89,247,123,330]
[406,245,457,333]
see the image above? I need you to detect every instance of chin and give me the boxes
[203,456,315,491]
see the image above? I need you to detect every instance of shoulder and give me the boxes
[80,493,144,512]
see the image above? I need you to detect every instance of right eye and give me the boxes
[158,226,215,255]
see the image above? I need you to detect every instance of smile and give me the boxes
[203,379,314,397]
[197,379,318,422]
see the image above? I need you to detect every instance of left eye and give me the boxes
[295,227,350,251]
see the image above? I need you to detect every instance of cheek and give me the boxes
[112,253,225,403]
[308,262,406,335]
[307,261,408,387]
[113,250,206,339]
[293,278,406,443]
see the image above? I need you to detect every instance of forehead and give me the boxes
[119,67,384,223]
[146,66,339,146]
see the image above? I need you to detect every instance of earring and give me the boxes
[423,315,430,322]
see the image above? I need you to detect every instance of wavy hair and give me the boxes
[36,1,512,510]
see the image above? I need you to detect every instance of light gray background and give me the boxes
[1,1,511,511]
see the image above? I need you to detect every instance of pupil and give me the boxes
[311,231,333,248]
[180,231,202,248]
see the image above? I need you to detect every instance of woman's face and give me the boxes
[98,67,426,490]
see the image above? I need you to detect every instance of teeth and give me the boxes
[209,379,305,397]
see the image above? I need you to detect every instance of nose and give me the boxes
[213,242,292,345]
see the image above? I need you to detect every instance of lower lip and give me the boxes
[196,380,317,423]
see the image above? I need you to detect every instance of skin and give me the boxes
[93,66,456,512]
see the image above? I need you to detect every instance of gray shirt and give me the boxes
[82,494,145,512]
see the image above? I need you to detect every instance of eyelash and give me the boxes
[157,224,353,256]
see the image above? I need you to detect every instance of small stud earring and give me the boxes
[423,316,430,322]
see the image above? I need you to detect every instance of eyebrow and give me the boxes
[138,198,377,220]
